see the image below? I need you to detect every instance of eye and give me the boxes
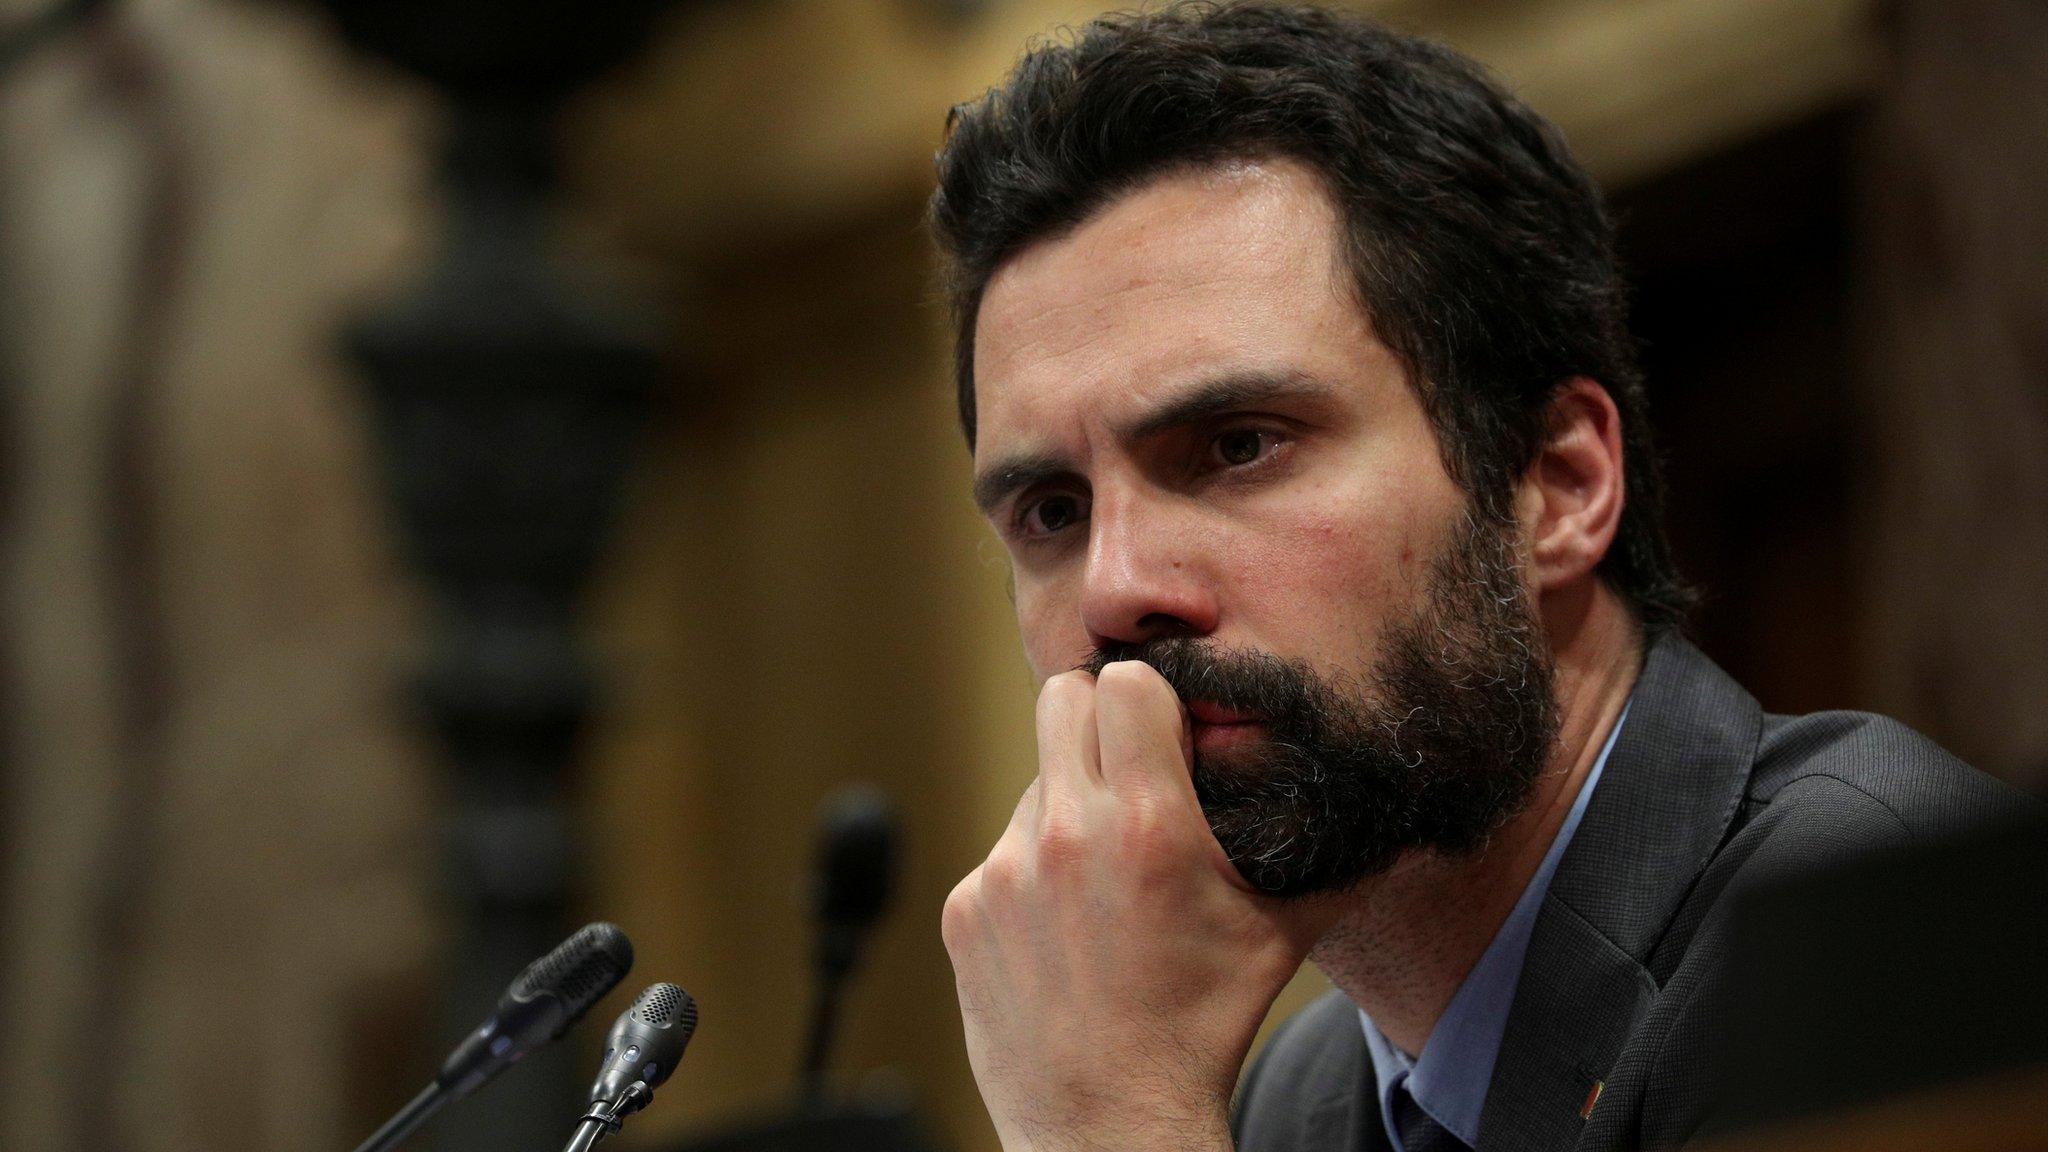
[1018,491,1090,538]
[1210,427,1282,468]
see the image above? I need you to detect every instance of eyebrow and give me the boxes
[1116,367,1335,442]
[971,368,1335,517]
[972,450,1074,517]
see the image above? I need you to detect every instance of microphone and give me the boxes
[353,922,635,1152]
[799,785,899,1100]
[565,982,700,1152]
[812,786,898,963]
[438,921,636,1095]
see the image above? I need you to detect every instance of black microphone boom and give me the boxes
[352,922,635,1152]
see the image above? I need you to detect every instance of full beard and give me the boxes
[1082,507,1560,897]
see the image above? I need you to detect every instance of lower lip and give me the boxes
[1193,721,1266,754]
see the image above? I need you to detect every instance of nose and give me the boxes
[1077,494,1219,647]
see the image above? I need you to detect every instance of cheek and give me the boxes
[1220,478,1447,653]
[1012,570,1085,678]
[1298,511,1429,588]
[1266,518,1401,609]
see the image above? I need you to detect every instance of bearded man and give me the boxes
[929,5,2026,1152]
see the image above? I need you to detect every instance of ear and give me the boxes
[1514,377,1624,597]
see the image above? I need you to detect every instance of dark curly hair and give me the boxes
[929,1,1691,633]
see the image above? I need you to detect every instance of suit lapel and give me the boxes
[1291,997,1386,1151]
[1475,637,1761,1151]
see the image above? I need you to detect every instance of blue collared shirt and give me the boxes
[1358,703,1630,1150]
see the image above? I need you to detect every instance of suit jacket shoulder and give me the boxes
[1590,704,2028,1150]
[1748,707,2021,840]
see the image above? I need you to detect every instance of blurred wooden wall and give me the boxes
[1855,0,2048,789]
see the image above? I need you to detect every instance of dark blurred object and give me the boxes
[810,786,898,936]
[304,2,697,1149]
[319,0,671,107]
[1699,1068,2048,1152]
[1715,811,2048,1136]
[0,0,110,77]
[801,786,900,1101]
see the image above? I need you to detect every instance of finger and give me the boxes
[1034,670,1104,804]
[1093,660,1199,805]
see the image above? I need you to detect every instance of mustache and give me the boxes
[1078,637,1328,729]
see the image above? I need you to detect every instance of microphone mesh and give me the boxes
[512,922,634,1008]
[632,982,699,1038]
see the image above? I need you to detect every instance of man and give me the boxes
[928,5,2025,1151]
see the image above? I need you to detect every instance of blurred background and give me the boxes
[0,1,2041,1151]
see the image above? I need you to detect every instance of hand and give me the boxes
[942,662,1336,1152]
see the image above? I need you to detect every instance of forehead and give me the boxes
[971,159,1380,455]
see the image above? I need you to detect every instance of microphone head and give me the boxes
[438,922,634,1093]
[812,785,897,931]
[590,982,698,1110]
[508,921,635,1020]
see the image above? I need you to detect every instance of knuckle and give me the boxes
[1113,796,1162,840]
[1035,810,1091,871]
[1117,804,1183,869]
[940,874,980,953]
[979,847,1026,897]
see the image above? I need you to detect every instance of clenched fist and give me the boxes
[942,662,1336,1152]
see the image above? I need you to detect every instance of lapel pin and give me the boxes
[1579,1080,1605,1120]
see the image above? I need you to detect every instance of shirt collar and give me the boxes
[1358,700,1631,1148]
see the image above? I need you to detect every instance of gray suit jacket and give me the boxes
[1231,635,2029,1152]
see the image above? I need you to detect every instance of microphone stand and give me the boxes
[560,1083,649,1152]
[798,925,856,1104]
[560,1108,610,1152]
[352,1084,446,1152]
